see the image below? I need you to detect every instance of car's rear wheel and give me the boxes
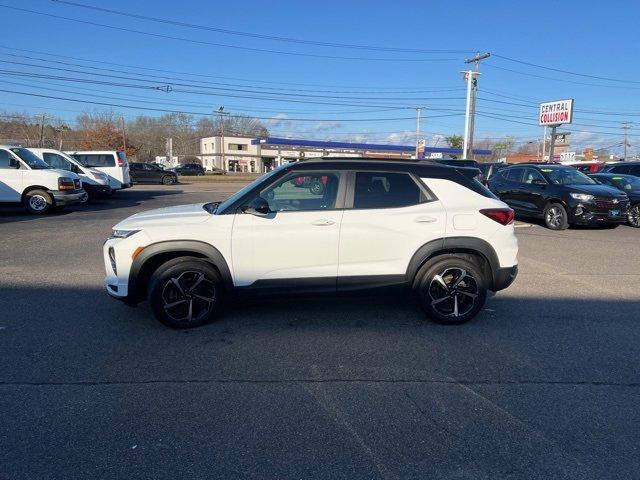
[161,175,175,185]
[544,203,569,230]
[24,189,53,214]
[148,258,221,329]
[416,256,487,325]
[628,204,640,228]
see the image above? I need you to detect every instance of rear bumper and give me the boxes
[492,265,518,291]
[52,188,87,206]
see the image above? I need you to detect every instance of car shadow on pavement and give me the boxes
[0,188,184,224]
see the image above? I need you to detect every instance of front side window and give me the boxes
[10,148,51,169]
[541,167,597,186]
[353,172,424,209]
[523,168,547,184]
[260,172,340,211]
[0,149,13,169]
[43,153,72,171]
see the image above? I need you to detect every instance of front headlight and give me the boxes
[570,193,594,202]
[58,177,75,190]
[111,229,140,239]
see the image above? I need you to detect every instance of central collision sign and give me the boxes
[539,99,574,126]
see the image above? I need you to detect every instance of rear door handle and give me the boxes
[311,219,335,226]
[415,216,437,223]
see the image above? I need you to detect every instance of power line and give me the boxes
[0,45,454,90]
[0,5,458,62]
[492,54,640,85]
[0,88,465,122]
[52,0,473,55]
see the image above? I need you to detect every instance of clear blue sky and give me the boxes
[1,0,639,154]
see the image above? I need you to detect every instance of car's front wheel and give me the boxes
[544,203,569,230]
[24,189,54,214]
[628,204,640,228]
[148,258,222,329]
[416,256,487,325]
[161,175,175,185]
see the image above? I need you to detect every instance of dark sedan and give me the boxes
[590,173,640,227]
[170,163,206,176]
[129,163,178,185]
[488,164,629,230]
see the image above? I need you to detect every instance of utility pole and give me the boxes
[464,52,490,159]
[541,126,547,160]
[548,125,558,163]
[218,106,227,171]
[415,107,422,158]
[462,70,475,159]
[622,121,631,160]
[120,115,127,153]
[39,113,46,147]
[166,137,173,166]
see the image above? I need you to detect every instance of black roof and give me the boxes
[292,157,469,177]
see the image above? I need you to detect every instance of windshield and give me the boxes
[215,164,289,214]
[10,147,52,169]
[610,175,640,191]
[541,167,597,186]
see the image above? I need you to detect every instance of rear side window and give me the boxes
[74,154,115,167]
[629,165,640,176]
[506,168,525,183]
[609,165,630,174]
[353,172,425,209]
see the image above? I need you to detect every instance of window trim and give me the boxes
[250,169,348,213]
[345,170,437,210]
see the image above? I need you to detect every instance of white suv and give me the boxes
[103,159,518,328]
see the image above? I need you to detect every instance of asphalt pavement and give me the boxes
[1,182,639,480]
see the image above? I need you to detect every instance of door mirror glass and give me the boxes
[9,158,20,169]
[242,196,271,217]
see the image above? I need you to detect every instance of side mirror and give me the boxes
[9,158,20,169]
[241,197,271,217]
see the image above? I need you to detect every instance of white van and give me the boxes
[66,150,131,191]
[28,148,112,198]
[0,145,86,214]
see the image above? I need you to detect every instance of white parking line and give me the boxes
[514,223,532,228]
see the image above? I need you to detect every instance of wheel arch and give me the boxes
[21,185,53,203]
[128,240,233,304]
[406,237,500,290]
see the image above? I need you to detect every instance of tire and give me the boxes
[416,255,488,325]
[309,180,325,195]
[196,172,204,177]
[544,203,569,230]
[148,258,222,329]
[161,175,175,185]
[628,204,640,228]
[23,189,54,214]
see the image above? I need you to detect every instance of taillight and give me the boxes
[480,208,514,225]
[117,157,124,167]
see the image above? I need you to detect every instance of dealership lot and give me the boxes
[1,182,640,479]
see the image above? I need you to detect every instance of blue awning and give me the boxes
[251,137,491,155]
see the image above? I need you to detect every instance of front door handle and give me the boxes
[311,219,335,226]
[415,216,437,223]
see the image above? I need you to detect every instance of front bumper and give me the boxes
[492,265,518,292]
[568,201,629,225]
[84,184,113,197]
[52,188,87,206]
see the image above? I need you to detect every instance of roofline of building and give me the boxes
[251,136,491,155]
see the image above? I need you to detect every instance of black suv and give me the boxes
[488,164,629,230]
[171,163,206,176]
[129,163,178,185]
[600,161,640,177]
[590,173,640,227]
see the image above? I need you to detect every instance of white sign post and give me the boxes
[539,99,574,161]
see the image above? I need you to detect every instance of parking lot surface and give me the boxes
[1,182,639,479]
